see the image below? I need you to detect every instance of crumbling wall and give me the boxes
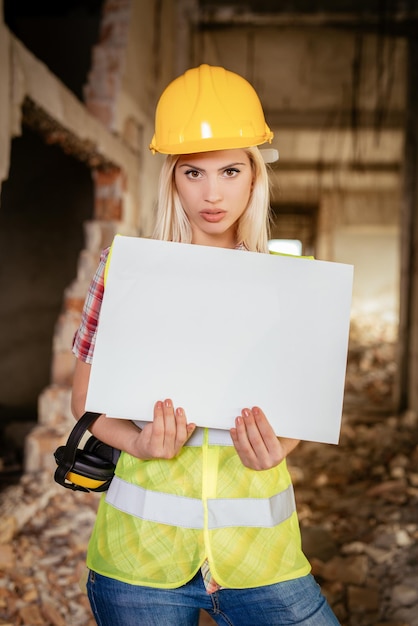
[0,3,11,187]
[0,26,143,473]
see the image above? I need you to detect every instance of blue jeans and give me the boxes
[87,570,340,625]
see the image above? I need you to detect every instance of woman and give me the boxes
[72,64,340,626]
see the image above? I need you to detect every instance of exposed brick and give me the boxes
[51,352,76,387]
[53,311,81,352]
[38,385,73,428]
[24,426,69,473]
[84,0,131,131]
[95,195,122,220]
[64,295,85,314]
[85,100,115,128]
[93,167,125,220]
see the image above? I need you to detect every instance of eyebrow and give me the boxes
[178,162,247,172]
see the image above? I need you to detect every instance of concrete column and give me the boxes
[395,37,418,411]
[0,10,11,187]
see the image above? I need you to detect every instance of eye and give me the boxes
[185,169,202,179]
[223,168,240,177]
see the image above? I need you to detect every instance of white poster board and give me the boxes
[86,235,353,444]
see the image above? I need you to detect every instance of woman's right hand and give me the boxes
[132,399,196,460]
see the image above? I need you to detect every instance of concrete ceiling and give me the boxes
[197,1,418,37]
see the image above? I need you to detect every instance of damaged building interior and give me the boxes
[0,0,418,624]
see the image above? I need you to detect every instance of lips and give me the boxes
[200,210,226,223]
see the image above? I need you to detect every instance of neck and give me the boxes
[191,231,237,249]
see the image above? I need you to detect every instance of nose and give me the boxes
[204,176,222,203]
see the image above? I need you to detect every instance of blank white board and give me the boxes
[86,235,353,444]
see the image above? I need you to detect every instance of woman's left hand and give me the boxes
[230,407,300,470]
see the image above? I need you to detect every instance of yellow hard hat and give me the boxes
[149,64,274,155]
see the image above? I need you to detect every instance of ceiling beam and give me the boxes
[196,9,418,37]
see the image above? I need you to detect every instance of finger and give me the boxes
[152,400,166,441]
[235,410,279,469]
[163,401,195,453]
[231,425,259,469]
[250,407,278,451]
[162,398,178,446]
[231,414,259,463]
[186,422,196,440]
[174,406,188,443]
[239,408,267,449]
[174,408,197,446]
[249,407,283,467]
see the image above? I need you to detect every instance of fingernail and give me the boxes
[165,399,172,408]
[243,409,250,417]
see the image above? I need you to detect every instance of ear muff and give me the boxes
[54,442,116,491]
[54,412,120,492]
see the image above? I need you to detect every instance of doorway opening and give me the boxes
[0,125,93,486]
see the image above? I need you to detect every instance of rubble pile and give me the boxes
[1,329,417,626]
[344,316,397,409]
[0,475,97,626]
[290,408,418,626]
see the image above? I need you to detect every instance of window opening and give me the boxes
[268,239,303,256]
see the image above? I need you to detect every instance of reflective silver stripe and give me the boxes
[106,477,296,529]
[132,423,234,447]
[106,476,204,529]
[206,429,234,446]
[207,485,296,529]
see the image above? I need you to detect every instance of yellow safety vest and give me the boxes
[86,242,312,588]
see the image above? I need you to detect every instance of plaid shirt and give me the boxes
[72,248,109,363]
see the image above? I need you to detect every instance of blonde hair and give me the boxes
[152,147,271,253]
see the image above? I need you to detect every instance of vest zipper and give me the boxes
[202,427,219,559]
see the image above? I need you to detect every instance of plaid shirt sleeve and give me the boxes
[72,247,110,364]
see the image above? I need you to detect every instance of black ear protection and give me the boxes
[54,412,120,492]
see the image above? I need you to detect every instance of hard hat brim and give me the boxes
[149,133,274,156]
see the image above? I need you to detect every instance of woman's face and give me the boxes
[174,149,253,248]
